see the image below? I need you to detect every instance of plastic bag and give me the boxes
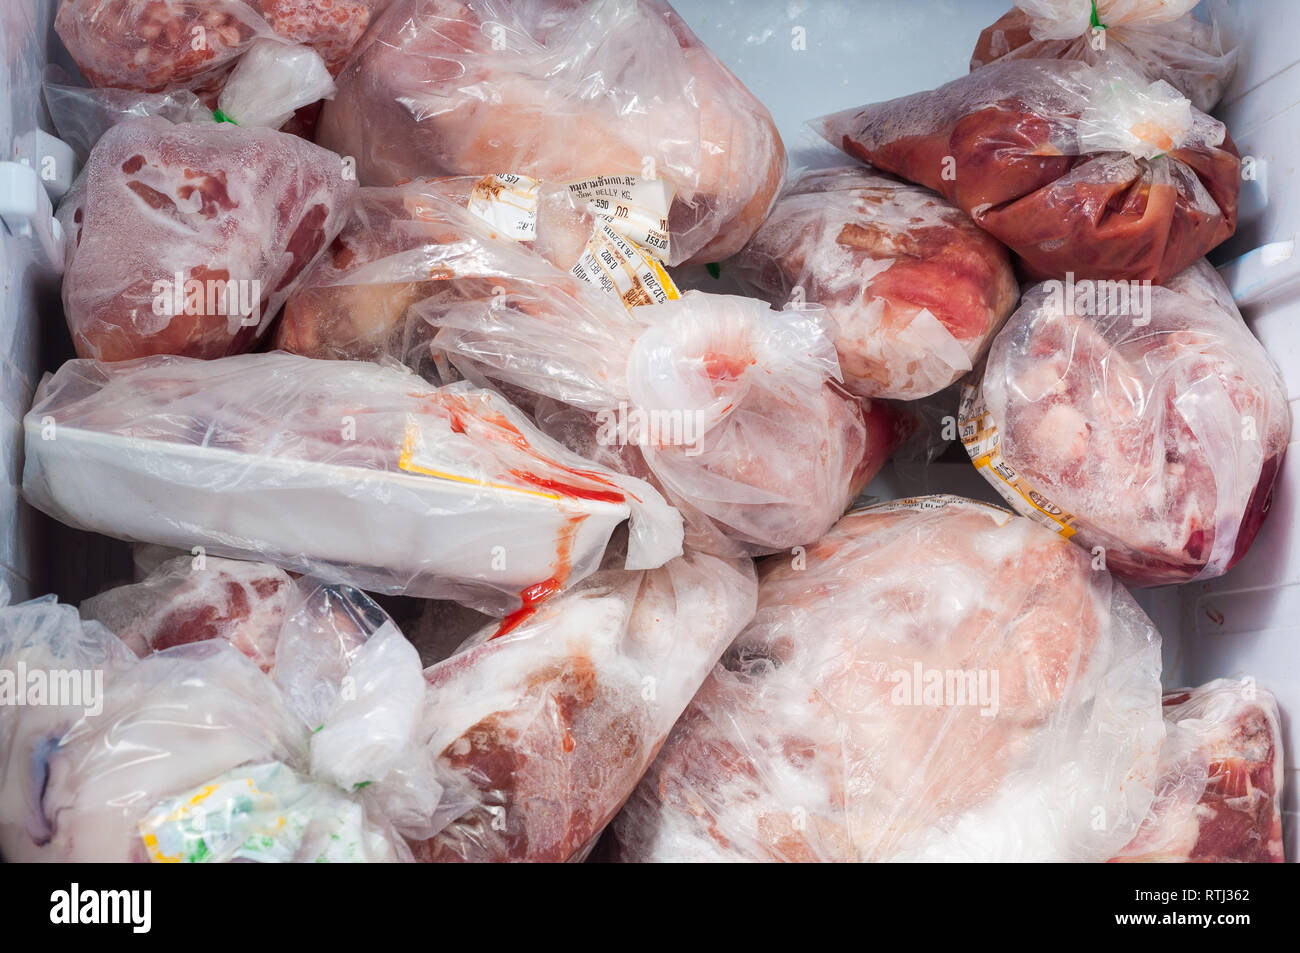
[54,0,375,93]
[412,547,757,862]
[734,165,1020,400]
[315,0,785,265]
[278,181,903,556]
[611,496,1166,863]
[1112,679,1284,863]
[44,82,214,162]
[0,576,421,862]
[215,39,336,128]
[819,59,1240,283]
[22,352,683,610]
[971,1,1237,113]
[80,554,293,671]
[58,117,356,361]
[959,259,1289,587]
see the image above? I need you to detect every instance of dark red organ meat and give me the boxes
[820,60,1240,283]
[57,118,356,361]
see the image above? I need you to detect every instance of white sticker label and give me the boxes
[563,174,674,259]
[570,221,681,310]
[467,173,540,241]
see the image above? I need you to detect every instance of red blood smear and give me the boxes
[507,471,626,505]
[491,512,585,640]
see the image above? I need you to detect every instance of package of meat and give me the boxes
[1112,679,1284,863]
[315,0,785,265]
[58,117,356,361]
[412,547,757,862]
[971,1,1237,113]
[611,496,1166,863]
[54,0,375,93]
[277,182,903,556]
[959,259,1289,587]
[819,59,1240,283]
[434,286,906,556]
[0,576,432,862]
[21,352,683,610]
[734,165,1020,400]
[80,554,294,671]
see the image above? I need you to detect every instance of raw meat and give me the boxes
[819,59,1240,283]
[412,547,757,862]
[735,165,1019,400]
[58,117,356,361]
[961,259,1289,587]
[80,554,294,672]
[1113,679,1284,863]
[315,0,785,265]
[972,1,1237,112]
[54,0,375,93]
[278,181,904,556]
[611,496,1166,862]
[0,578,427,862]
[21,352,683,609]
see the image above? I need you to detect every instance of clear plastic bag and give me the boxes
[960,259,1289,587]
[277,181,904,556]
[819,59,1240,283]
[54,0,375,93]
[58,117,357,361]
[22,352,682,611]
[314,0,785,265]
[611,496,1166,862]
[0,575,423,862]
[412,547,757,862]
[734,165,1019,400]
[1112,679,1284,863]
[972,0,1237,113]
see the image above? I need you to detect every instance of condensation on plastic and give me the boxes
[972,0,1238,112]
[611,496,1166,863]
[216,40,336,129]
[314,0,786,265]
[411,546,757,862]
[818,59,1241,283]
[20,352,683,610]
[1111,679,1285,863]
[54,0,375,94]
[276,180,905,557]
[733,165,1019,401]
[57,117,356,361]
[0,574,429,862]
[971,259,1290,587]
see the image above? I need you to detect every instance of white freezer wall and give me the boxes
[0,0,58,604]
[672,0,1299,858]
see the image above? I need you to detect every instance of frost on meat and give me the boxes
[54,0,374,94]
[58,118,356,361]
[315,0,785,265]
[1112,680,1284,863]
[965,259,1289,587]
[412,549,756,862]
[736,165,1019,400]
[611,497,1165,862]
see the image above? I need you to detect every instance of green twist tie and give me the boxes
[1090,0,1106,29]
[213,108,238,125]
